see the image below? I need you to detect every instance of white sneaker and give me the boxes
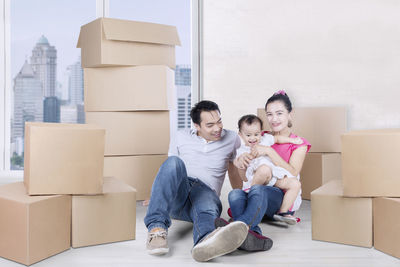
[191,221,248,262]
[146,228,169,255]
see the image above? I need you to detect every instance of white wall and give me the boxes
[202,0,400,131]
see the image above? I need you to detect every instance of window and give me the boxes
[109,0,194,133]
[1,0,199,176]
[9,0,96,170]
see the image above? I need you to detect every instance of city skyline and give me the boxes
[10,35,192,170]
[11,1,191,84]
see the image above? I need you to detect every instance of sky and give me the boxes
[11,0,191,90]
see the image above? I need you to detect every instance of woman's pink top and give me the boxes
[262,131,311,163]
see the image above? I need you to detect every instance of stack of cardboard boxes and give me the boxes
[79,17,180,200]
[0,122,137,265]
[257,107,346,199]
[312,129,400,258]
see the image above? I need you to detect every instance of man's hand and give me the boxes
[250,145,268,158]
[234,153,254,169]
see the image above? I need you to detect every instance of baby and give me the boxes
[233,114,302,224]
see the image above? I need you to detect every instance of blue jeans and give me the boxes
[144,156,222,245]
[228,185,284,234]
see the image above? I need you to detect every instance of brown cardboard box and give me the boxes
[0,182,71,266]
[71,177,136,248]
[84,65,174,112]
[342,129,400,197]
[24,122,105,195]
[373,197,400,259]
[104,155,167,200]
[257,107,347,152]
[85,111,169,156]
[300,153,341,200]
[311,180,372,247]
[77,17,181,69]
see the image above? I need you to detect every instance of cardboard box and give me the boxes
[300,153,341,200]
[77,17,181,69]
[84,65,174,112]
[104,155,167,200]
[373,197,400,259]
[85,111,169,156]
[0,182,71,266]
[311,180,372,247]
[71,177,136,248]
[24,122,105,195]
[342,129,400,197]
[257,107,347,152]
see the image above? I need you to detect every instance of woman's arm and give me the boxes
[251,145,307,177]
[274,135,303,145]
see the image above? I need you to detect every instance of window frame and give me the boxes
[0,0,201,180]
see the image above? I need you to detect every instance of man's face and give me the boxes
[194,110,223,142]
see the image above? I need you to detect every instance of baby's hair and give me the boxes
[238,114,263,131]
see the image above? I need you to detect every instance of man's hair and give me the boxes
[190,100,220,125]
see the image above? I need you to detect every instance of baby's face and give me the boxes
[239,122,262,147]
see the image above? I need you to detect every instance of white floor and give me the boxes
[1,181,399,267]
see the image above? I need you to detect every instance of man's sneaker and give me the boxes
[215,217,273,252]
[146,228,169,255]
[191,221,248,262]
[241,230,273,251]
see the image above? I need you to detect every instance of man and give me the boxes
[144,100,247,262]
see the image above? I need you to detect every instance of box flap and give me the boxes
[311,180,343,196]
[102,17,181,46]
[77,18,102,48]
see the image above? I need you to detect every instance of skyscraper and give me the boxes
[43,96,60,123]
[30,35,57,97]
[175,65,191,86]
[175,65,192,129]
[176,85,191,129]
[12,60,43,144]
[68,58,83,105]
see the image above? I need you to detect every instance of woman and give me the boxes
[222,90,311,252]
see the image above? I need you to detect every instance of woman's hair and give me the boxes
[238,114,263,131]
[265,90,293,113]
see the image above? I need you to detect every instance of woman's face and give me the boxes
[265,100,291,132]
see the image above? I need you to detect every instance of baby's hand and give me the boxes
[291,137,303,145]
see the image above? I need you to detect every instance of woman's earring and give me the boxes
[288,120,293,128]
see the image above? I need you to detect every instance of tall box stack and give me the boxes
[78,17,179,200]
[258,107,346,200]
[310,128,400,256]
[342,129,400,258]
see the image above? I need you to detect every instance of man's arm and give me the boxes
[228,162,244,189]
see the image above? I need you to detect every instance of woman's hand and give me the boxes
[250,145,269,158]
[234,153,254,169]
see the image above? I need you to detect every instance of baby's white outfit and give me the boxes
[236,134,294,192]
